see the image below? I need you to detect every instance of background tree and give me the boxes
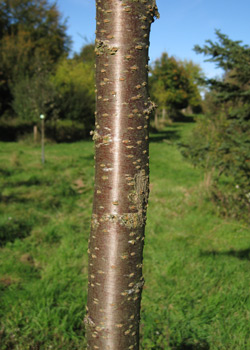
[0,0,70,117]
[49,43,95,141]
[85,1,158,349]
[73,42,95,64]
[183,30,250,219]
[53,56,95,122]
[149,53,203,119]
[180,59,205,113]
[12,60,59,123]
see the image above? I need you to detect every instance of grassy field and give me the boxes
[0,123,249,350]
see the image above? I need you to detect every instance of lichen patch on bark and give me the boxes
[134,170,149,210]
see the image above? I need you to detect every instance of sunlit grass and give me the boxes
[0,124,249,349]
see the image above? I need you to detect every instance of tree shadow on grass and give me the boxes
[0,168,14,177]
[0,193,30,204]
[4,178,50,188]
[0,218,33,247]
[172,114,195,123]
[80,154,94,162]
[171,340,210,350]
[149,129,180,143]
[200,248,250,261]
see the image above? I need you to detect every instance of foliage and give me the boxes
[52,57,95,133]
[183,31,250,219]
[73,43,95,64]
[0,117,91,143]
[0,1,95,140]
[0,124,249,349]
[180,59,205,112]
[46,119,89,142]
[0,118,34,141]
[0,0,70,116]
[12,67,59,123]
[149,53,203,117]
[0,43,95,141]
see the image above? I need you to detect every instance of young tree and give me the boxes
[85,1,159,349]
[11,68,58,123]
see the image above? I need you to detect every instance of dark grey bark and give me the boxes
[85,1,158,349]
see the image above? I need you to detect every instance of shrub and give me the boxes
[182,31,250,220]
[0,119,34,141]
[45,119,89,142]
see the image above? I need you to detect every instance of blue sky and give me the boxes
[57,0,250,78]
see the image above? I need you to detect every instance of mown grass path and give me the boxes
[0,123,249,349]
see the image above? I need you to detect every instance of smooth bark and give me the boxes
[85,1,158,349]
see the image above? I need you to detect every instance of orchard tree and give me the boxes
[180,59,205,112]
[149,53,203,117]
[12,66,58,123]
[52,56,95,126]
[85,1,159,349]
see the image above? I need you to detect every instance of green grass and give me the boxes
[0,123,249,349]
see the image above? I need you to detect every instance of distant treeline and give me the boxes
[0,0,206,142]
[0,0,95,141]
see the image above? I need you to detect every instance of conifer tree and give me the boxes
[85,1,158,349]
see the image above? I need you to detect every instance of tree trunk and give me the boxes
[154,109,159,129]
[85,1,158,349]
[33,125,38,143]
[162,107,166,120]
